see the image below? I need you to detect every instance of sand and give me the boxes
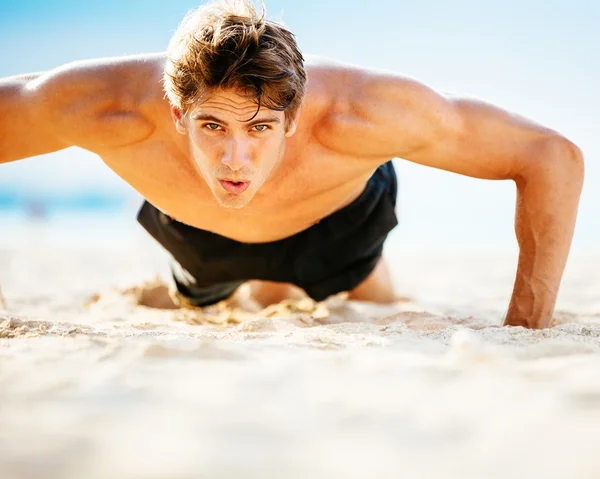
[1,230,600,479]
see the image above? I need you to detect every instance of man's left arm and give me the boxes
[319,69,584,328]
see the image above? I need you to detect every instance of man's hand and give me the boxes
[317,65,584,328]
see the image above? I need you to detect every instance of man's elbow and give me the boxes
[518,135,585,188]
[548,135,585,187]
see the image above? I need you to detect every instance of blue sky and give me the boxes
[0,0,598,246]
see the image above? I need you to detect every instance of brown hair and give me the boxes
[164,0,306,129]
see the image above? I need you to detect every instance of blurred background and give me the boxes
[0,0,597,250]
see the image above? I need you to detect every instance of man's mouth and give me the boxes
[218,180,250,194]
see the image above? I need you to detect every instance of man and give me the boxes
[0,1,584,329]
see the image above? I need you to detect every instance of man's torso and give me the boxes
[87,54,394,242]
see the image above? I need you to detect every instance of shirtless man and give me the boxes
[0,1,584,329]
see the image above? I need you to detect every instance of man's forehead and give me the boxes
[191,89,279,122]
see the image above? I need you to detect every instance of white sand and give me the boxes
[1,230,600,479]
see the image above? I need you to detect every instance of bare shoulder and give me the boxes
[304,55,456,159]
[30,53,168,151]
[304,56,576,182]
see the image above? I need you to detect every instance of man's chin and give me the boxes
[214,193,252,209]
[220,200,248,209]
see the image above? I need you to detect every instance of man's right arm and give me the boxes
[0,54,163,164]
[0,72,70,163]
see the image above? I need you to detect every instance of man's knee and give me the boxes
[347,257,398,303]
[247,280,308,308]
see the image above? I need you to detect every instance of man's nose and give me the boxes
[221,138,251,171]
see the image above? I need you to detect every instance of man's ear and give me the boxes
[171,106,187,135]
[285,112,300,137]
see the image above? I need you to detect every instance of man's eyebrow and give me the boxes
[190,113,281,127]
[190,113,229,125]
[246,116,281,127]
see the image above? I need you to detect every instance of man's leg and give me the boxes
[248,256,401,307]
[347,256,398,303]
[247,280,308,309]
[137,280,179,309]
[135,278,306,311]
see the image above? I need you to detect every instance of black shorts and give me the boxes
[137,161,398,307]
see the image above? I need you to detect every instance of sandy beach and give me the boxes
[1,227,600,479]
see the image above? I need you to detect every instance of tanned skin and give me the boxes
[0,53,584,328]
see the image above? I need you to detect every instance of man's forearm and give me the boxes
[504,138,584,329]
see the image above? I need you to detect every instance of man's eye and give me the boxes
[253,124,269,132]
[205,123,221,131]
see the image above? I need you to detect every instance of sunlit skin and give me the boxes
[171,89,297,209]
[0,53,584,327]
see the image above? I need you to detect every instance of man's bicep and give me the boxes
[405,96,563,180]
[0,75,70,164]
[0,64,120,164]
[320,69,563,179]
[316,71,461,161]
[30,59,158,153]
[0,55,160,164]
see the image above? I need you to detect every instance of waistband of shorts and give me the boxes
[137,161,397,248]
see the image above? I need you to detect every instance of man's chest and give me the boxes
[98,137,376,242]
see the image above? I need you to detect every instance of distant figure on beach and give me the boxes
[26,199,47,221]
[0,1,583,328]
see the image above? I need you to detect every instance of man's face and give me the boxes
[172,89,297,209]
